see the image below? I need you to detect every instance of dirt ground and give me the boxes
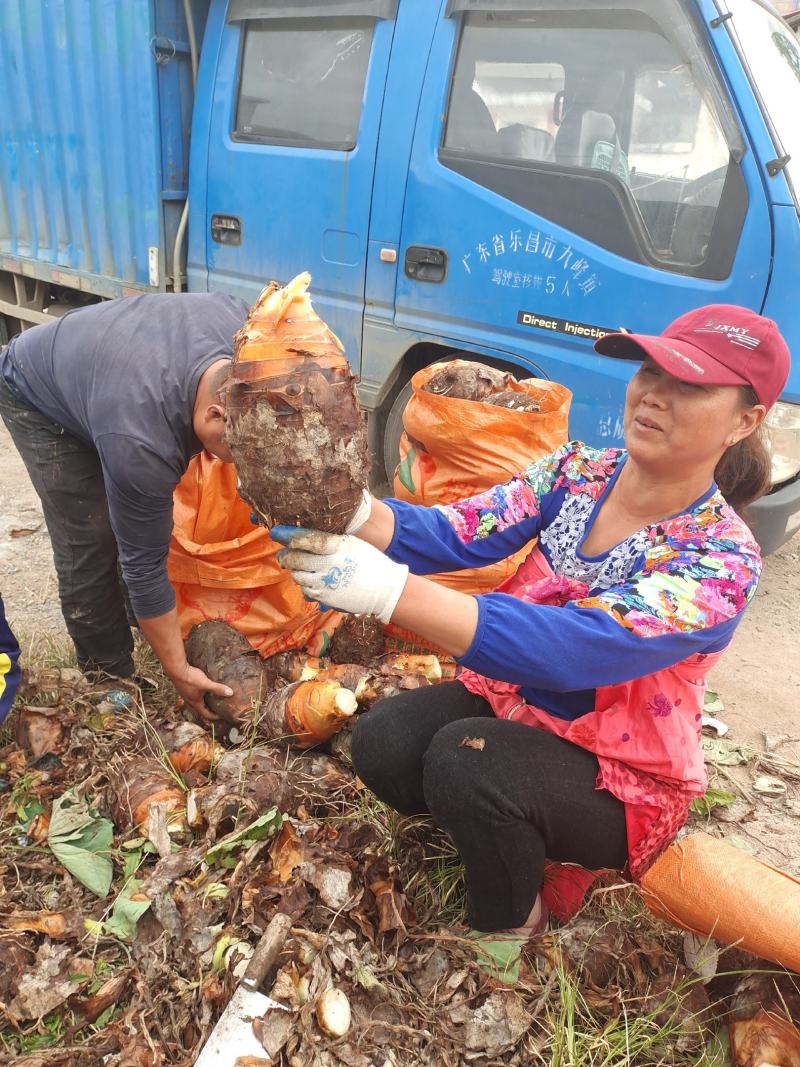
[2,421,799,872]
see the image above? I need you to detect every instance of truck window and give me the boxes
[725,0,800,206]
[235,18,374,149]
[441,3,745,279]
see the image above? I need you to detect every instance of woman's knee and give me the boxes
[421,719,491,822]
[351,701,394,788]
[351,692,427,797]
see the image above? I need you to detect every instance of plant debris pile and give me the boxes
[2,662,800,1066]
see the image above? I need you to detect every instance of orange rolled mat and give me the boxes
[641,832,800,972]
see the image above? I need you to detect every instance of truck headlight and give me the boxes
[766,401,800,487]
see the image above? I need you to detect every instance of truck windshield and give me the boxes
[727,0,800,202]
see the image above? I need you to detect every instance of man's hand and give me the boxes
[169,662,233,723]
[137,609,234,723]
[272,528,409,624]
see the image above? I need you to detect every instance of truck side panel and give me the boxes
[0,0,199,300]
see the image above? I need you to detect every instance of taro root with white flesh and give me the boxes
[184,620,267,724]
[315,987,352,1037]
[225,271,370,533]
[260,680,358,748]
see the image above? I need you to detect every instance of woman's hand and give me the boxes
[272,527,409,623]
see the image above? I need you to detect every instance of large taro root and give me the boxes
[184,620,268,724]
[184,620,357,747]
[155,722,223,775]
[423,361,512,402]
[109,756,186,830]
[422,359,542,412]
[225,272,370,533]
[483,388,541,412]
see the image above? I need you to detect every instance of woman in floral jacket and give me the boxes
[275,304,790,943]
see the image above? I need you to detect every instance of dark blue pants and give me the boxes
[352,681,629,931]
[0,375,135,677]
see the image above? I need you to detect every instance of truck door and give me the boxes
[394,0,773,445]
[200,0,397,368]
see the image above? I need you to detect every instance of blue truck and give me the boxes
[2,0,800,551]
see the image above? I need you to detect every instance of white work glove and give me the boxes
[345,488,373,535]
[272,527,408,624]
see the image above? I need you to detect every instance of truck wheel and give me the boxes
[381,354,525,485]
[382,380,414,484]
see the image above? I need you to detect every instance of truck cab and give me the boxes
[189,0,800,549]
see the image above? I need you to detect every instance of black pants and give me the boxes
[0,376,135,677]
[351,682,629,932]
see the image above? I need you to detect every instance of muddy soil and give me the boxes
[1,421,798,871]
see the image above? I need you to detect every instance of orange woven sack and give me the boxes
[641,832,800,972]
[392,361,571,593]
[169,452,341,657]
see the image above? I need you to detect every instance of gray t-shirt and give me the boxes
[1,292,250,618]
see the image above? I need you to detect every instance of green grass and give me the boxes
[4,1010,67,1054]
[344,789,467,924]
[536,959,723,1067]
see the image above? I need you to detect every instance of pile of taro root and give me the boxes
[423,363,541,412]
[2,616,800,1067]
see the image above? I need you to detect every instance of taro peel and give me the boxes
[225,271,370,533]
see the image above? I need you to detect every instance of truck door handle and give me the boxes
[211,214,242,245]
[405,245,447,283]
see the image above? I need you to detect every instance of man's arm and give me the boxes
[97,436,233,719]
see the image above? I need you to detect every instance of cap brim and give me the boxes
[594,331,750,388]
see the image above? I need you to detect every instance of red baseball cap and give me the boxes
[594,304,790,409]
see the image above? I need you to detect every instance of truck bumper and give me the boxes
[747,474,800,555]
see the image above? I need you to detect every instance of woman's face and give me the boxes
[624,358,764,472]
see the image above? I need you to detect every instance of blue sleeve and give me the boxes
[384,444,572,574]
[461,595,741,690]
[458,535,760,690]
[0,596,21,724]
[96,434,180,619]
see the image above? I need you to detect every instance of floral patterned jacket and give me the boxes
[385,441,761,876]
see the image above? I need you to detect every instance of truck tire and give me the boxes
[381,354,524,484]
[382,379,415,484]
